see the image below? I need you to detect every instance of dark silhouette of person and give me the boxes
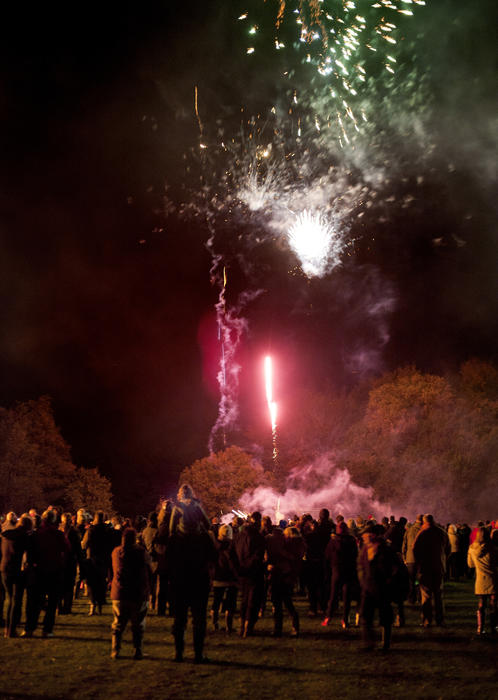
[81,511,113,615]
[322,521,359,628]
[1,514,33,637]
[29,509,69,637]
[110,527,152,659]
[169,484,214,663]
[413,514,450,627]
[357,523,397,651]
[234,511,266,638]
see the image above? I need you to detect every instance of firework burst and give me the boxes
[238,0,426,143]
[288,208,344,277]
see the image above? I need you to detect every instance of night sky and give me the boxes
[1,1,497,510]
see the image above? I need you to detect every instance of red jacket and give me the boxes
[111,544,151,602]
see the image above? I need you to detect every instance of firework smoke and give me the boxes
[238,453,391,521]
[206,222,263,453]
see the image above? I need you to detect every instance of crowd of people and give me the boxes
[1,485,497,662]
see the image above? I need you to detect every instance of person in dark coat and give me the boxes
[29,509,70,638]
[322,521,359,628]
[154,500,173,616]
[1,515,33,637]
[58,512,82,615]
[139,511,158,611]
[413,514,451,627]
[169,485,210,538]
[110,528,151,659]
[266,526,305,637]
[315,509,335,612]
[402,515,423,605]
[302,519,326,617]
[357,523,398,651]
[81,511,113,615]
[209,524,239,633]
[168,484,215,663]
[234,511,267,638]
[385,517,407,553]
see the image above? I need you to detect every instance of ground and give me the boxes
[1,581,497,700]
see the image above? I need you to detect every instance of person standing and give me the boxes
[169,484,214,663]
[140,512,159,612]
[1,515,33,637]
[30,509,69,638]
[413,514,450,627]
[322,521,358,629]
[357,523,397,651]
[385,517,407,554]
[110,528,151,659]
[467,526,498,635]
[315,509,335,613]
[154,500,173,617]
[58,513,82,615]
[402,515,423,605]
[82,511,113,615]
[447,524,460,582]
[267,526,305,638]
[210,524,239,634]
[234,511,266,638]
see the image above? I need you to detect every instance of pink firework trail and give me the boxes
[264,356,278,464]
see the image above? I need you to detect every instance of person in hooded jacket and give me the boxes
[467,526,498,635]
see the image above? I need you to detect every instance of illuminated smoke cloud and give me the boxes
[238,453,390,521]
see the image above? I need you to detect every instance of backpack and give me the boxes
[174,501,205,536]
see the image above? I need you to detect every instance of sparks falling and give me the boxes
[238,0,425,141]
[264,355,278,464]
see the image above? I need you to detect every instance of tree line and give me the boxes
[0,396,113,514]
[181,360,498,521]
[1,360,497,520]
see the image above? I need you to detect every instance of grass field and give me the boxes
[1,581,497,700]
